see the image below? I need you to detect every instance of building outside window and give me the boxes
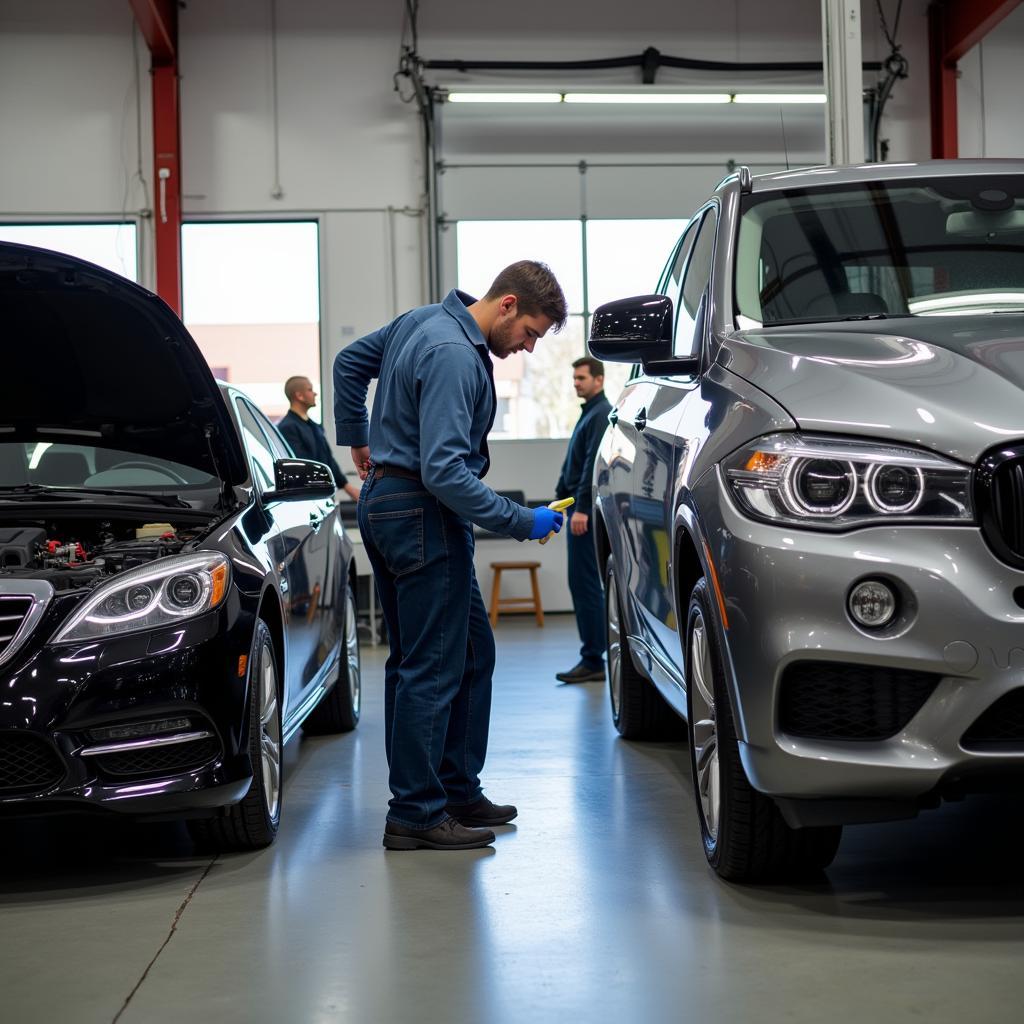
[456,217,687,438]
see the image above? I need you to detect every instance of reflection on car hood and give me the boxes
[718,314,1024,463]
[0,242,247,485]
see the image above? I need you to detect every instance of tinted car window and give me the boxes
[675,207,717,357]
[234,400,276,492]
[662,219,700,326]
[250,404,292,462]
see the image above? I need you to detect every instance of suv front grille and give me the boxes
[94,737,221,778]
[779,662,941,741]
[962,690,1024,750]
[977,446,1024,567]
[0,731,66,792]
[0,596,34,660]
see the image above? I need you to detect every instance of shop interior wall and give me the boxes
[3,0,1010,526]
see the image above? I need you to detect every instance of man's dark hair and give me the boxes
[284,375,311,401]
[572,356,605,378]
[483,260,568,332]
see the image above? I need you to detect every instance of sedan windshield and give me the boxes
[0,442,219,505]
[735,174,1024,326]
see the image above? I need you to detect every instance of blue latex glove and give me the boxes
[529,507,564,540]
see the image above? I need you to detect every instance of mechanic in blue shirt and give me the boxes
[334,261,567,851]
[277,376,360,501]
[554,357,612,684]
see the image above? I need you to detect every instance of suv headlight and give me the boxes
[723,433,974,529]
[51,552,230,644]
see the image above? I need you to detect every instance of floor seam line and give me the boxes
[111,856,218,1023]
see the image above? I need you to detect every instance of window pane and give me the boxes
[586,218,688,311]
[456,220,584,312]
[0,223,137,281]
[182,222,320,422]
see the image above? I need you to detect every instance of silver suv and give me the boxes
[589,160,1024,881]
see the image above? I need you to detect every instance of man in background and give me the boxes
[278,376,360,501]
[554,356,612,684]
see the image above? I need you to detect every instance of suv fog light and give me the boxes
[848,580,897,628]
[88,717,192,742]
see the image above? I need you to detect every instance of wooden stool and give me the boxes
[489,561,544,628]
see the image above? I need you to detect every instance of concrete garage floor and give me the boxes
[3,616,1024,1024]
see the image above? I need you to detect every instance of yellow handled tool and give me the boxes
[539,496,574,544]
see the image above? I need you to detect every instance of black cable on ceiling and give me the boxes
[421,46,883,78]
[870,0,908,161]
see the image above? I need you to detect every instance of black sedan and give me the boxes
[0,241,361,851]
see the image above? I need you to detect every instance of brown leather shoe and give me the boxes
[383,816,495,850]
[445,795,518,827]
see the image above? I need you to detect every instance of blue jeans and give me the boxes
[568,520,605,670]
[358,473,494,828]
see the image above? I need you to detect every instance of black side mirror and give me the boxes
[588,294,699,376]
[264,458,335,502]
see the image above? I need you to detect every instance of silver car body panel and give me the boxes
[593,159,1024,820]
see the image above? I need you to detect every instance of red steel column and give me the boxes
[929,0,1022,159]
[151,63,182,314]
[129,0,182,314]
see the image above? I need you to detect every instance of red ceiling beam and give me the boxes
[129,0,182,315]
[929,0,1022,159]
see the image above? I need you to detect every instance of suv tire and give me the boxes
[685,578,841,881]
[605,554,682,740]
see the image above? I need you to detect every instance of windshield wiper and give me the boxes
[763,313,914,327]
[0,484,191,509]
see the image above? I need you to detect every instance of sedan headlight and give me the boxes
[52,552,230,644]
[723,433,974,529]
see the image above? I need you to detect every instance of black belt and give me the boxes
[372,464,422,483]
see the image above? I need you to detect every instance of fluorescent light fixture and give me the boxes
[733,93,827,104]
[564,92,731,104]
[446,91,827,106]
[447,92,562,104]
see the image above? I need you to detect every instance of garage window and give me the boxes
[0,222,138,281]
[182,221,321,423]
[455,217,686,437]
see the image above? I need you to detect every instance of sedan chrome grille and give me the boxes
[0,597,33,655]
[0,579,55,668]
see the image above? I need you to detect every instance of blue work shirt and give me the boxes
[333,290,534,541]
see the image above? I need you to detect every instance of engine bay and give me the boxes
[0,518,207,591]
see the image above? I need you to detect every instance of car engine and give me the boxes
[0,520,204,591]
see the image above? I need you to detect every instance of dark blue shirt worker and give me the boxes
[554,358,612,684]
[277,376,361,502]
[334,261,568,851]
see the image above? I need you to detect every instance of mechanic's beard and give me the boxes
[490,317,518,359]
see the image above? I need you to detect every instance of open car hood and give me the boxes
[0,242,247,486]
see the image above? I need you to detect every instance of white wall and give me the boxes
[0,0,949,608]
[957,4,1024,158]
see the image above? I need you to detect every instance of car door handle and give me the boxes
[608,408,619,425]
[634,408,648,431]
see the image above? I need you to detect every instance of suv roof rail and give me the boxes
[715,164,754,193]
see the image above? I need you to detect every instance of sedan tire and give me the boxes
[189,619,282,852]
[301,580,361,734]
[685,578,841,881]
[605,554,682,740]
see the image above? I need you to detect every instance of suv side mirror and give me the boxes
[264,458,335,502]
[588,294,700,376]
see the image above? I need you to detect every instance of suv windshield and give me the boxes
[735,174,1024,326]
